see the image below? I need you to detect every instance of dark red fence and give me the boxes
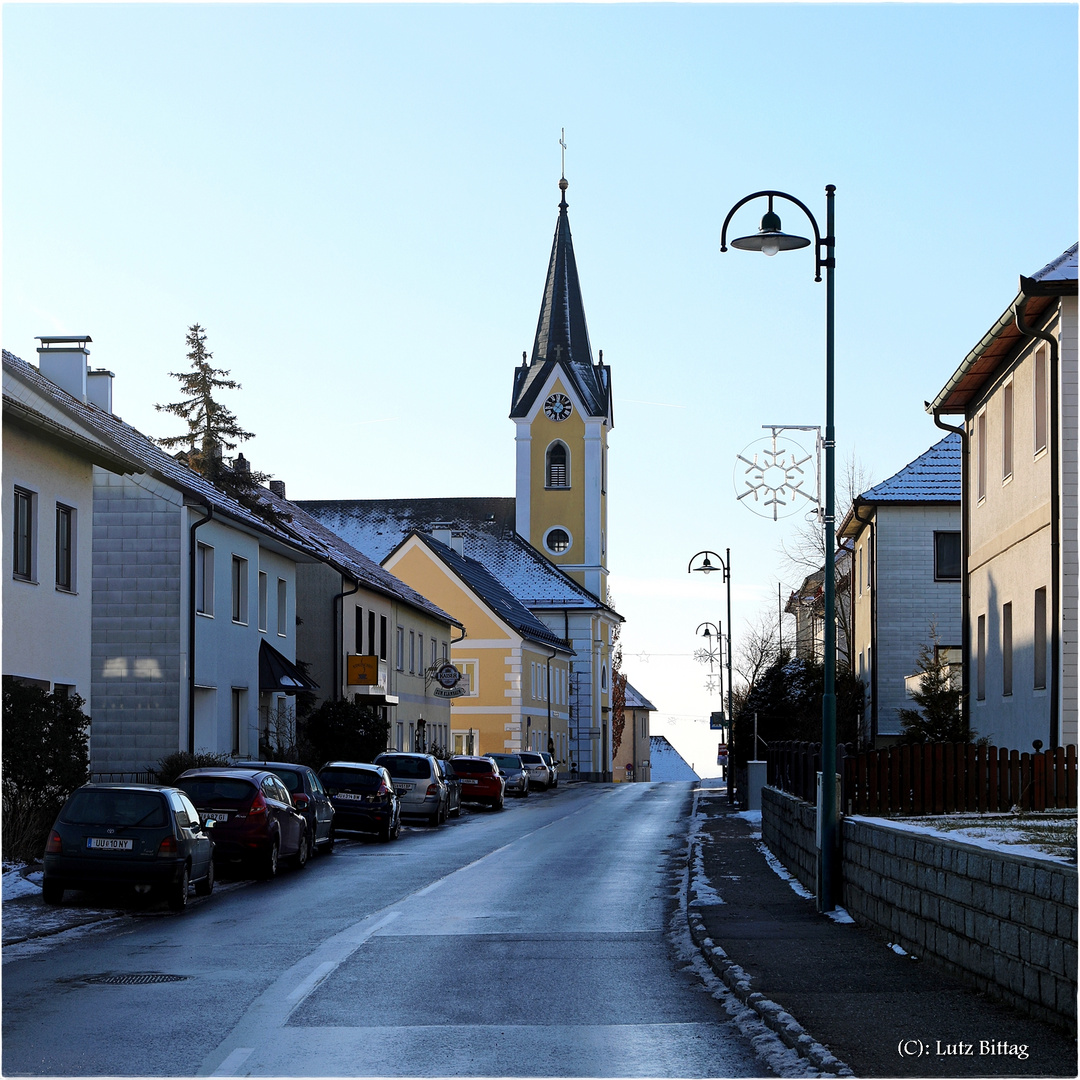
[767,740,1077,815]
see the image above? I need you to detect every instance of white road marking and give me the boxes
[209,1047,253,1076]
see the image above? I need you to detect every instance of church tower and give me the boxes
[510,175,613,601]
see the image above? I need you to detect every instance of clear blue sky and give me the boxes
[5,3,1077,773]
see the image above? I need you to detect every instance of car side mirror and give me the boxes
[293,794,310,809]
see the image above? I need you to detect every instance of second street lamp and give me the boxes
[720,185,838,913]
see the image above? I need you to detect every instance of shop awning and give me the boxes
[259,640,319,694]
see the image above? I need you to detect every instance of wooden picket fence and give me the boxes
[767,740,1078,816]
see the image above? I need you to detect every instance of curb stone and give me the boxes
[687,838,855,1076]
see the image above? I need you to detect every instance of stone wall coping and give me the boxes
[847,815,1078,874]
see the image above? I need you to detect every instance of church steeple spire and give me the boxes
[530,175,593,367]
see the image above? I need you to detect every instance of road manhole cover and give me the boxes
[82,973,188,985]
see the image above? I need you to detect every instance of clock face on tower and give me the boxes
[544,393,573,422]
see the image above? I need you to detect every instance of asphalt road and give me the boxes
[2,782,773,1078]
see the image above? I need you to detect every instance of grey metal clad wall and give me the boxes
[91,472,183,776]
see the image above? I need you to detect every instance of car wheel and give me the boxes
[295,832,309,870]
[379,818,393,843]
[494,797,504,811]
[42,880,64,905]
[523,784,530,798]
[451,800,461,819]
[392,815,401,840]
[194,858,215,897]
[258,841,279,881]
[167,866,190,912]
[428,811,440,827]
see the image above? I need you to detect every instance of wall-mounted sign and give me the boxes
[710,711,725,730]
[432,661,468,698]
[347,654,380,686]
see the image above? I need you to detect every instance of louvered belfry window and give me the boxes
[547,443,568,488]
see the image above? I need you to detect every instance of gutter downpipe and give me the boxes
[931,412,969,738]
[1015,293,1061,750]
[188,505,213,753]
[332,578,360,702]
[851,500,877,745]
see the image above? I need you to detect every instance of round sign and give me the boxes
[435,662,461,690]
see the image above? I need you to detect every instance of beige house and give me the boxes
[614,681,655,782]
[927,243,1077,751]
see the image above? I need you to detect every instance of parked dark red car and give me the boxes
[450,755,505,810]
[176,768,308,879]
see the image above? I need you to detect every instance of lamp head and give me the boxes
[730,208,810,257]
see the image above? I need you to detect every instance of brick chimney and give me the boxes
[269,480,286,498]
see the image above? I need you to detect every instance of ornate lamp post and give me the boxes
[720,186,838,913]
[688,550,734,757]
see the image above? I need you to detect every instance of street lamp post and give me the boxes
[688,549,734,793]
[720,186,838,913]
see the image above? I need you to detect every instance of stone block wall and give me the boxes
[762,785,1078,1027]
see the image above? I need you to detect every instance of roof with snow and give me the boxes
[624,682,657,711]
[649,735,700,782]
[930,243,1078,414]
[399,533,572,653]
[295,497,620,618]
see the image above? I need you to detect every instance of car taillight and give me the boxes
[45,831,62,854]
[157,836,179,857]
[246,793,268,817]
[426,784,439,797]
[377,781,390,796]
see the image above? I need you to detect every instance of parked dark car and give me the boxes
[42,784,214,912]
[486,753,529,797]
[176,768,308,879]
[233,761,335,854]
[373,753,448,825]
[436,759,462,818]
[318,762,401,842]
[450,755,505,810]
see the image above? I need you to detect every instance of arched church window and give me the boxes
[546,442,569,488]
[601,664,608,691]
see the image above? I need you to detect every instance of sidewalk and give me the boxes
[688,787,1078,1078]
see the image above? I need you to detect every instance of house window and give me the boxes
[409,631,416,674]
[369,611,377,657]
[380,616,388,661]
[196,543,214,616]
[277,578,287,637]
[976,615,986,701]
[232,556,248,624]
[355,607,364,653]
[258,572,268,631]
[544,527,572,554]
[13,487,34,581]
[934,532,961,582]
[1002,381,1014,481]
[232,688,245,755]
[546,442,569,488]
[1034,345,1048,455]
[431,637,437,669]
[976,411,987,501]
[396,626,404,671]
[1034,587,1047,690]
[55,504,74,592]
[1002,602,1013,697]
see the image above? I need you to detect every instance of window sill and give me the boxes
[55,586,77,595]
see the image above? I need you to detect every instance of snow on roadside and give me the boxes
[2,865,41,901]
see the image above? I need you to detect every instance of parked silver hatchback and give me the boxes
[517,751,551,791]
[373,753,448,826]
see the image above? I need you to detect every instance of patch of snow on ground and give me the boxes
[736,809,762,824]
[888,942,909,956]
[2,867,41,902]
[756,842,815,900]
[824,906,855,924]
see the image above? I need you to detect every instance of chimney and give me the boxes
[430,524,464,556]
[269,480,286,499]
[86,368,115,412]
[36,336,92,402]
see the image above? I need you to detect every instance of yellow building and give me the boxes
[384,529,573,759]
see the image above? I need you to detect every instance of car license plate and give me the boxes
[87,837,133,851]
[461,778,479,784]
[205,812,229,822]
[394,783,414,794]
[334,792,362,801]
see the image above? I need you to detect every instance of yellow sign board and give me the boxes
[347,654,379,686]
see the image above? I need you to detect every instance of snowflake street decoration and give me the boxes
[733,429,820,521]
[704,674,723,695]
[694,647,722,669]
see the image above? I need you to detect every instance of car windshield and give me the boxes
[489,755,521,770]
[62,790,167,828]
[452,758,494,775]
[267,769,301,793]
[176,777,257,807]
[320,767,382,792]
[376,756,431,780]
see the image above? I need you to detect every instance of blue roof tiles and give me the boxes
[858,432,961,504]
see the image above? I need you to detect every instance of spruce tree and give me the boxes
[896,624,966,743]
[156,325,288,526]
